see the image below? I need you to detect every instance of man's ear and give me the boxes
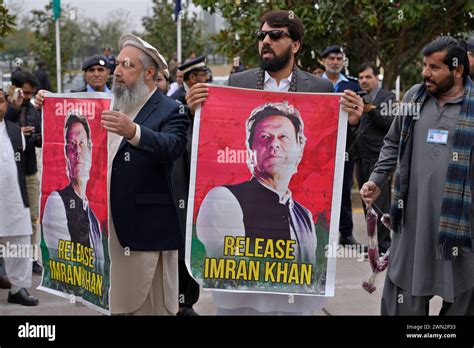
[189,74,197,84]
[454,64,464,79]
[247,148,257,171]
[145,66,156,81]
[292,40,301,55]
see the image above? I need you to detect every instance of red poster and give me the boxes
[38,93,111,314]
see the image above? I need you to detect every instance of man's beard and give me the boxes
[424,73,455,96]
[112,73,150,113]
[260,43,293,72]
[326,65,343,75]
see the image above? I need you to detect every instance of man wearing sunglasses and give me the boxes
[186,10,363,315]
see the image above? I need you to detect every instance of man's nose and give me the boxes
[72,143,82,155]
[268,137,281,149]
[262,33,272,45]
[114,65,122,77]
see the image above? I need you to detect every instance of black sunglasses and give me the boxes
[256,30,291,41]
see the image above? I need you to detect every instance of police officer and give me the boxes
[72,55,111,93]
[320,45,365,251]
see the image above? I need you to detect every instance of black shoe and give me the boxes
[0,276,11,289]
[339,235,368,253]
[32,261,43,274]
[8,288,39,306]
[177,307,199,316]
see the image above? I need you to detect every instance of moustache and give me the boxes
[424,78,436,85]
[261,44,275,57]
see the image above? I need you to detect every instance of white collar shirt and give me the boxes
[264,71,292,92]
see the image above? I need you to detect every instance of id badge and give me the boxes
[427,129,448,144]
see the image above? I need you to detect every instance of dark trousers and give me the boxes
[381,274,474,315]
[178,258,200,308]
[356,157,391,252]
[0,258,6,277]
[339,159,355,238]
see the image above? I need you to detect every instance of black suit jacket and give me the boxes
[5,104,42,175]
[110,89,189,251]
[169,86,186,104]
[228,67,333,92]
[331,76,360,157]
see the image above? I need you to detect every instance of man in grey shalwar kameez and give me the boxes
[361,36,474,315]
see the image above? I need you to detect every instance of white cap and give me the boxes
[118,34,168,70]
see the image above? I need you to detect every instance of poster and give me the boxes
[38,93,111,314]
[186,85,347,296]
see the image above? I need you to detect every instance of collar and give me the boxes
[183,82,190,93]
[71,185,89,211]
[428,91,465,106]
[146,87,158,102]
[369,86,380,100]
[254,176,293,206]
[322,72,348,87]
[264,71,293,85]
[86,84,111,93]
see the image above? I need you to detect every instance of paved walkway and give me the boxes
[0,193,443,315]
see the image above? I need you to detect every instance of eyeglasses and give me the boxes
[255,30,291,41]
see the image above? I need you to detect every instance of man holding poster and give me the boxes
[186,10,363,315]
[104,34,189,315]
[39,34,188,315]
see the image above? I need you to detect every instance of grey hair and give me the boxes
[137,50,159,81]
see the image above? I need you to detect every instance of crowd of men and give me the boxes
[1,9,474,316]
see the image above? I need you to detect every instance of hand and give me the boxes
[360,181,381,207]
[101,110,136,139]
[8,88,24,110]
[21,126,35,136]
[34,89,50,109]
[340,90,363,126]
[185,83,209,115]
